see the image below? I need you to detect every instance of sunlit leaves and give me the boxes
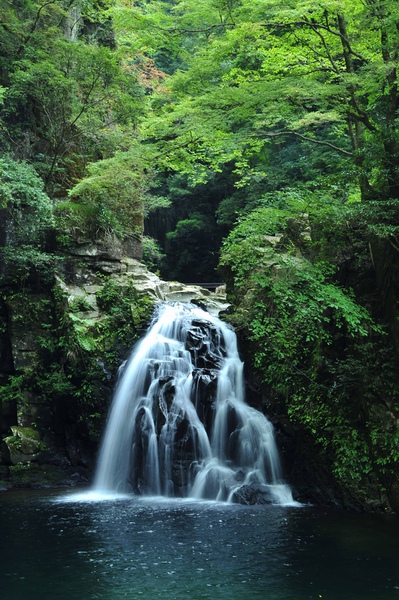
[110,0,179,57]
[140,0,399,198]
[0,157,53,244]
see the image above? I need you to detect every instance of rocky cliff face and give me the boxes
[1,239,396,514]
[0,243,228,490]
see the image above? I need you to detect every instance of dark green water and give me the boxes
[1,490,399,600]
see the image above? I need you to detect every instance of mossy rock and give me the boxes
[4,426,45,465]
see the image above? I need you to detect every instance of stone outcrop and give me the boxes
[57,254,228,318]
[0,245,228,490]
[4,426,44,465]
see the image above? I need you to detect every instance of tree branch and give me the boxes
[261,18,366,63]
[259,130,354,156]
[17,1,57,54]
[157,22,235,36]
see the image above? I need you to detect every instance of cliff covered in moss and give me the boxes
[0,243,227,491]
[219,210,399,514]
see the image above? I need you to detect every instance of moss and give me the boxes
[4,426,46,465]
[7,463,87,489]
[0,253,158,485]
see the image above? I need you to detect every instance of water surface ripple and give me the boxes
[1,490,399,599]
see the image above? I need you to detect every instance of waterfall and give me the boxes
[93,302,294,505]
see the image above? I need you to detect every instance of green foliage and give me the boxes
[56,148,170,244]
[0,273,155,443]
[1,247,58,286]
[68,313,98,352]
[147,169,232,282]
[219,204,399,491]
[0,157,53,243]
[67,151,146,237]
[52,201,97,246]
[0,0,146,194]
[0,157,56,285]
[142,236,166,272]
[58,277,154,435]
[221,206,376,367]
[0,374,26,406]
[165,212,220,281]
[140,0,399,218]
[96,278,153,335]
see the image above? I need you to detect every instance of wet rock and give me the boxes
[35,450,71,468]
[55,258,229,337]
[4,426,44,465]
[231,483,275,505]
[191,369,218,406]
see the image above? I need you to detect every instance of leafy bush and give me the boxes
[142,236,165,272]
[0,157,55,284]
[55,152,145,242]
[219,204,399,493]
[0,157,53,244]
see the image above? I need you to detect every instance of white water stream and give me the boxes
[93,303,294,505]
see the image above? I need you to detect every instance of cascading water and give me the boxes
[93,302,294,505]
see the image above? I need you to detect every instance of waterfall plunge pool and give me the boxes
[1,489,399,600]
[3,303,397,599]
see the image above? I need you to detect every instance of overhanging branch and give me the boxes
[259,130,353,156]
[158,22,235,36]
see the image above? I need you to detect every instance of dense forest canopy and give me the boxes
[1,0,399,509]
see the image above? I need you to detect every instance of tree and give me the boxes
[0,156,54,283]
[0,0,145,195]
[140,0,398,198]
[59,150,147,242]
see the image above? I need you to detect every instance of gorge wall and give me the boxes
[0,241,228,491]
[0,239,396,514]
